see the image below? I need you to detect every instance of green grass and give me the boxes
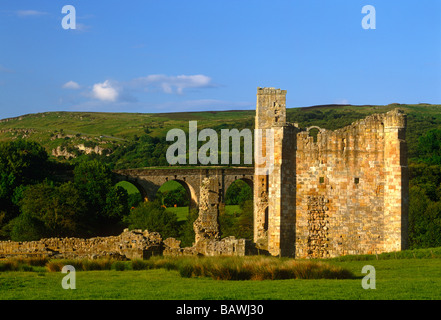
[115,181,141,195]
[158,180,183,192]
[1,252,441,300]
[165,206,189,222]
[1,258,441,299]
[224,205,241,216]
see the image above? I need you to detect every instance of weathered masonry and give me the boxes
[254,87,409,258]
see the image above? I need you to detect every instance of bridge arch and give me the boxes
[306,126,325,133]
[224,176,253,201]
[114,178,149,202]
[158,178,198,210]
[113,167,254,211]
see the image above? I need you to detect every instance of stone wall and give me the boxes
[0,229,163,260]
[0,229,250,260]
[254,87,409,258]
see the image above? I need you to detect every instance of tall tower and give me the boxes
[254,88,297,256]
[383,109,409,251]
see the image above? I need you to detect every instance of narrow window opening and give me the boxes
[264,207,269,231]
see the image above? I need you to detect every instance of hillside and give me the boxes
[0,103,440,168]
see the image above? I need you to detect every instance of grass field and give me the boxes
[1,255,441,300]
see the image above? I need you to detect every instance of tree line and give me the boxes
[0,139,253,247]
[0,140,133,240]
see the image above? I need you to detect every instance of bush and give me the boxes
[166,256,355,281]
[131,259,154,270]
[159,188,189,207]
[82,259,113,271]
[179,208,198,247]
[46,259,84,272]
[0,257,48,272]
[409,185,441,248]
[225,180,252,205]
[124,200,180,239]
[111,261,128,271]
[18,181,90,239]
[9,213,49,241]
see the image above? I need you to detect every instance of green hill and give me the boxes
[0,103,440,168]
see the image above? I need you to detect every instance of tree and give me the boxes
[417,129,441,165]
[105,186,130,221]
[225,180,252,205]
[0,140,49,222]
[161,188,189,207]
[9,212,48,242]
[236,200,253,240]
[179,208,198,247]
[0,140,49,186]
[423,202,441,247]
[409,186,430,248]
[409,185,441,248]
[18,181,89,238]
[124,200,180,239]
[74,160,113,212]
[128,192,143,209]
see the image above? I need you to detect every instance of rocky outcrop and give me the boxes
[76,144,107,155]
[51,146,76,159]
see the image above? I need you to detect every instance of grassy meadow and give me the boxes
[1,251,441,300]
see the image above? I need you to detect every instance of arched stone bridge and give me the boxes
[113,167,254,209]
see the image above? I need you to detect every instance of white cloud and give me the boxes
[131,74,216,94]
[62,81,80,90]
[75,74,216,106]
[16,10,48,17]
[92,80,119,102]
[74,23,92,33]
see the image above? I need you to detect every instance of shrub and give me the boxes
[111,261,129,271]
[173,256,354,281]
[46,259,83,272]
[82,259,113,271]
[124,200,180,239]
[9,213,49,241]
[131,259,153,270]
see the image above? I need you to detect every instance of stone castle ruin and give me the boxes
[0,87,409,259]
[254,87,409,258]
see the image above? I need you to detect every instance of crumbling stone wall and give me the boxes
[254,87,409,258]
[0,229,163,260]
[193,177,220,244]
[0,230,250,260]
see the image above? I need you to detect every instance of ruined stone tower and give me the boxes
[254,87,409,258]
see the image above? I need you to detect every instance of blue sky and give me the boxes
[0,0,440,119]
